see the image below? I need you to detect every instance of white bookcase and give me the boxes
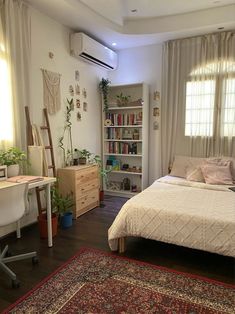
[102,82,149,198]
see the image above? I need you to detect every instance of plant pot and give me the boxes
[7,164,20,177]
[38,213,58,238]
[99,190,104,202]
[79,157,86,165]
[60,212,73,229]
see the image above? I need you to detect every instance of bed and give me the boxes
[108,175,235,257]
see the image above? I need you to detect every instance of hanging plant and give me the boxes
[99,78,111,112]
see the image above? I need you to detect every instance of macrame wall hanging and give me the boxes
[41,69,61,115]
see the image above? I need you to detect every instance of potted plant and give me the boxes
[78,149,92,165]
[51,186,74,229]
[93,154,112,202]
[99,78,111,112]
[0,147,27,177]
[116,93,131,107]
[38,202,58,239]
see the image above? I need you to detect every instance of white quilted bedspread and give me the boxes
[108,176,235,257]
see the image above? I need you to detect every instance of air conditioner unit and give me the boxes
[70,32,118,70]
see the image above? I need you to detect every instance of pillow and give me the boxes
[208,157,235,182]
[186,166,205,182]
[170,155,205,178]
[201,162,233,185]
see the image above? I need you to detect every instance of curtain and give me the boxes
[0,0,31,150]
[161,31,235,175]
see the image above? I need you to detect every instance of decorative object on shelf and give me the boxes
[122,164,129,171]
[59,99,74,166]
[0,147,27,177]
[77,111,82,121]
[128,98,143,107]
[0,165,7,181]
[133,129,139,140]
[104,119,112,126]
[75,84,80,95]
[76,99,80,108]
[41,69,61,115]
[153,107,160,117]
[122,177,131,191]
[75,70,79,81]
[83,102,88,112]
[123,129,133,140]
[107,181,122,191]
[69,85,74,96]
[116,93,131,107]
[131,184,137,192]
[82,88,87,98]
[99,78,111,112]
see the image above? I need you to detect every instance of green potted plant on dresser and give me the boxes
[0,147,27,177]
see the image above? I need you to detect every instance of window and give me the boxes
[185,61,235,137]
[0,43,13,143]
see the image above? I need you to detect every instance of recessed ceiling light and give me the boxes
[131,9,137,13]
[112,42,117,46]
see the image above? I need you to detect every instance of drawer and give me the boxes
[75,167,98,183]
[76,189,99,210]
[76,179,99,199]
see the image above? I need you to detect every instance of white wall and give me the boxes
[108,44,162,183]
[30,7,107,168]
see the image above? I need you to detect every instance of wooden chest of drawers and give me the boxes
[57,165,100,218]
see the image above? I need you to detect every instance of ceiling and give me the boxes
[27,0,235,49]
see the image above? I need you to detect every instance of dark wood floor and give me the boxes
[0,195,234,311]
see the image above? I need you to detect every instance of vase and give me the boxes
[7,164,20,177]
[38,213,58,238]
[60,212,73,229]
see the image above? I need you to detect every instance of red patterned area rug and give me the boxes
[3,248,235,314]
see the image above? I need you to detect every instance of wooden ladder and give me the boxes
[25,106,56,214]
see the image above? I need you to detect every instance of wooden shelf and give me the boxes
[104,125,142,128]
[111,170,142,175]
[104,139,142,142]
[104,153,142,157]
[108,106,142,110]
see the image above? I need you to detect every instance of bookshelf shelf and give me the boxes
[102,83,149,198]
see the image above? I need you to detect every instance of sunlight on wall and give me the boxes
[0,57,13,142]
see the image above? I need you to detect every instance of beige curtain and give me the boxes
[0,0,31,150]
[161,31,235,175]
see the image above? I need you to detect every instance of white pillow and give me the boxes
[170,155,206,178]
[186,166,205,182]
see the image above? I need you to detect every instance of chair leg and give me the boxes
[3,251,37,264]
[0,261,16,280]
[1,245,8,258]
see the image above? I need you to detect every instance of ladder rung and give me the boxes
[48,165,55,169]
[45,146,52,149]
[37,187,45,192]
[40,126,49,130]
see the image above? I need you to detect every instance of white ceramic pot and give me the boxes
[7,164,20,177]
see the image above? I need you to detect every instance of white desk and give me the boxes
[0,177,56,247]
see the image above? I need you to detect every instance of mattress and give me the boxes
[108,176,235,257]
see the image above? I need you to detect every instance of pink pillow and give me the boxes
[201,163,233,185]
[186,166,205,182]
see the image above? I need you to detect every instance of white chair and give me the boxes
[0,183,38,288]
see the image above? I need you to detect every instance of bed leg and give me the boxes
[118,237,125,253]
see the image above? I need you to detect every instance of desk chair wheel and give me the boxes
[5,250,12,257]
[32,256,39,265]
[12,279,20,289]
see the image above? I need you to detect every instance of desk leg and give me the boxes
[46,183,53,247]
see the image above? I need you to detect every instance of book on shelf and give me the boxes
[7,175,44,183]
[106,128,141,140]
[107,142,142,154]
[106,112,142,126]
